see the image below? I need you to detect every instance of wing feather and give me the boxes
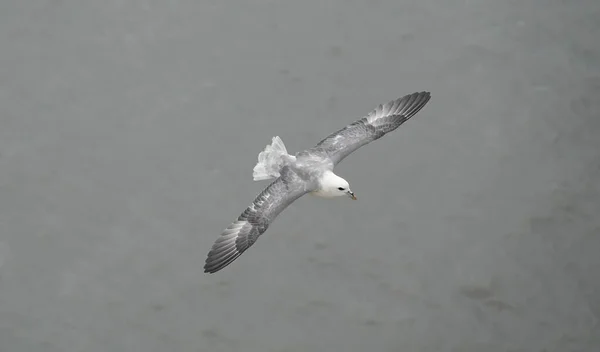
[204,169,308,274]
[313,91,431,165]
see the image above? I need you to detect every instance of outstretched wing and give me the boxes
[313,92,431,165]
[204,168,308,274]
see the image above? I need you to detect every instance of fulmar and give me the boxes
[204,91,431,273]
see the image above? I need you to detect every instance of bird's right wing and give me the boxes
[204,168,308,274]
[312,92,431,165]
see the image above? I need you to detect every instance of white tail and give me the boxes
[252,136,292,181]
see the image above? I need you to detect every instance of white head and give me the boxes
[312,171,357,200]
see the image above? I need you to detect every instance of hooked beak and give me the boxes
[347,191,357,200]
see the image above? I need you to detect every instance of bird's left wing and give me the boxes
[312,91,431,165]
[204,169,309,274]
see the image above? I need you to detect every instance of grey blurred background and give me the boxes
[1,1,599,351]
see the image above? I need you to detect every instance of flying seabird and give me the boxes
[204,91,431,273]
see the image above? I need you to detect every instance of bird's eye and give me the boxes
[338,187,345,191]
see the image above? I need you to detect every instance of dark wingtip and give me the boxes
[203,258,217,274]
[396,91,431,119]
[203,249,243,274]
[203,238,248,274]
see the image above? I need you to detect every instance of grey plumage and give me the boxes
[311,91,432,165]
[204,91,431,273]
[203,168,308,274]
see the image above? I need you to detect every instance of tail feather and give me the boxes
[252,136,291,181]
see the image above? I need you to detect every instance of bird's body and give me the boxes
[204,91,431,273]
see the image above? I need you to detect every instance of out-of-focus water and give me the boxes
[1,1,599,351]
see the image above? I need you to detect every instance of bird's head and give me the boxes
[317,171,356,200]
